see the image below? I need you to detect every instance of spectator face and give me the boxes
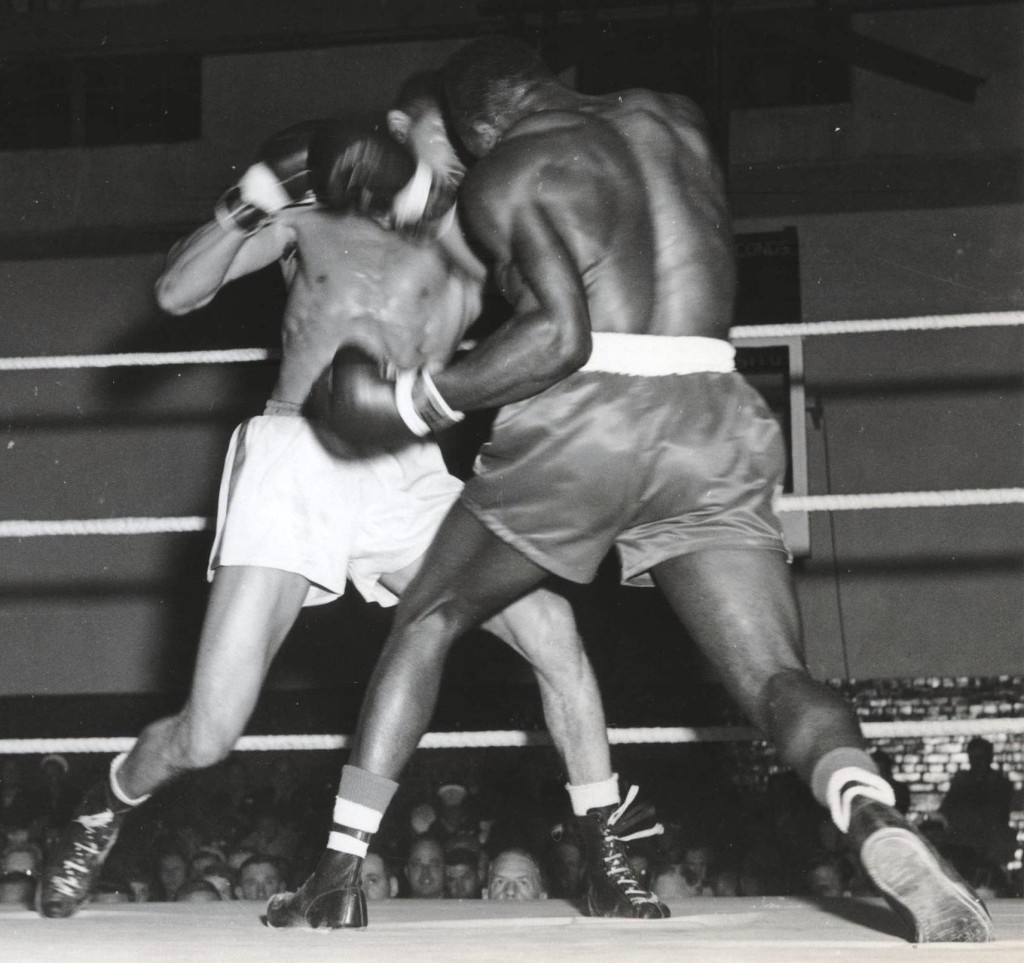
[362,853,394,901]
[405,839,444,899]
[40,756,69,788]
[1,846,40,877]
[236,859,286,901]
[444,861,482,899]
[551,841,585,897]
[652,867,699,900]
[252,813,282,843]
[710,868,740,897]
[157,852,188,900]
[683,847,711,888]
[487,850,546,901]
[409,803,437,837]
[178,881,222,903]
[807,863,845,898]
[0,873,35,907]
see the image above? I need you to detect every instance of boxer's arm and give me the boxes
[428,183,592,411]
[155,217,292,315]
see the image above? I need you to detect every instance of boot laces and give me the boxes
[48,809,118,898]
[606,784,665,843]
[600,785,664,901]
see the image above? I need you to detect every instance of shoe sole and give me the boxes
[586,892,671,920]
[860,826,995,942]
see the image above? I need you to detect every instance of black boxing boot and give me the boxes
[39,754,144,919]
[578,785,670,919]
[849,796,994,942]
[265,848,367,929]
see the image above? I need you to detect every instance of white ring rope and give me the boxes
[0,516,212,538]
[777,488,1024,513]
[729,310,1024,340]
[0,347,277,372]
[2,489,1021,539]
[0,311,1020,372]
[0,718,1019,755]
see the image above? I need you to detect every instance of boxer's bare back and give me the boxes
[272,210,481,406]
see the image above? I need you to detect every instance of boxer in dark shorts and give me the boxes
[288,38,994,943]
[463,337,787,584]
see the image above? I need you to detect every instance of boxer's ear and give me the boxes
[387,110,411,144]
[472,121,501,153]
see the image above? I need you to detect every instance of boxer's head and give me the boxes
[442,36,553,157]
[388,71,463,216]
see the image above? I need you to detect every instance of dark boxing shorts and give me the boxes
[460,334,789,586]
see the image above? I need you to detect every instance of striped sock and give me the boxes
[327,765,399,858]
[811,748,895,833]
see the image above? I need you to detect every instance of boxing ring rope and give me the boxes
[1,717,1022,756]
[1,308,1020,755]
[1,487,1022,539]
[0,309,1020,373]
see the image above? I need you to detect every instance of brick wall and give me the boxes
[726,675,1024,867]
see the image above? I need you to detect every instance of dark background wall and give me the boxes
[0,2,1021,703]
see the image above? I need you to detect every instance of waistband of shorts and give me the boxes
[263,399,303,417]
[579,333,735,376]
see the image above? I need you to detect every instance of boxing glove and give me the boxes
[308,120,432,226]
[215,120,325,235]
[315,345,463,457]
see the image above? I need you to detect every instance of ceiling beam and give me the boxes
[0,0,1015,61]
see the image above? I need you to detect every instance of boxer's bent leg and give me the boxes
[484,588,612,786]
[349,503,548,779]
[651,548,865,784]
[117,565,310,799]
[41,564,310,919]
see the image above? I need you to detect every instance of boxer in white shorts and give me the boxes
[40,75,642,921]
[209,402,462,610]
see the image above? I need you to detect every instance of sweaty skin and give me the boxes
[159,208,482,402]
[432,88,737,411]
[127,192,611,803]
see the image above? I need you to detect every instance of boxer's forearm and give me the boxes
[430,306,591,411]
[156,213,291,317]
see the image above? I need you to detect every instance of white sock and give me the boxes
[566,774,620,817]
[108,752,151,807]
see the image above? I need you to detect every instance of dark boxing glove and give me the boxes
[215,119,325,235]
[315,345,463,457]
[308,119,434,227]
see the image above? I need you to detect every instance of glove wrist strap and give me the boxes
[393,369,431,437]
[214,186,267,236]
[416,368,464,433]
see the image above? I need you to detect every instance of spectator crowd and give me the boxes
[0,739,1018,910]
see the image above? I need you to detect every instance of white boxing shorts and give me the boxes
[208,402,463,607]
